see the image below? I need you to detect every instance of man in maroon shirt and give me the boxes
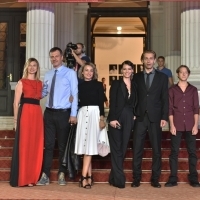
[165,65,200,187]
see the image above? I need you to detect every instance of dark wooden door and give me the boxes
[0,9,26,116]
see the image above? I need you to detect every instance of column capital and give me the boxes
[181,1,200,12]
[74,3,89,14]
[27,2,54,12]
[149,4,163,14]
[181,5,200,84]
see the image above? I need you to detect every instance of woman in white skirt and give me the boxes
[75,62,105,189]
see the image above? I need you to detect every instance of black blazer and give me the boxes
[133,70,169,122]
[107,79,137,122]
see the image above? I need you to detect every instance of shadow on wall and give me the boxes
[95,37,124,50]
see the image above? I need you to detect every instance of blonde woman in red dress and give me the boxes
[10,58,44,187]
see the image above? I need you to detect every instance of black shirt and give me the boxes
[78,80,105,116]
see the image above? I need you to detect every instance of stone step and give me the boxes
[1,130,200,184]
[0,130,15,139]
[1,157,200,171]
[1,147,200,158]
[1,138,200,148]
[1,169,200,183]
[1,130,200,139]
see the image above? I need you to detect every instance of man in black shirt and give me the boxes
[71,43,90,73]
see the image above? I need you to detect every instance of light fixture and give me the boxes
[117,26,122,31]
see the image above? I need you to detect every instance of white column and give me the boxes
[54,3,75,52]
[149,2,164,56]
[26,3,55,78]
[74,3,89,45]
[26,3,55,111]
[164,2,181,82]
[181,2,200,88]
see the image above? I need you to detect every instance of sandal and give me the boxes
[87,175,94,186]
[79,176,91,189]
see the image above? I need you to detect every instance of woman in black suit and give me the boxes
[107,60,137,188]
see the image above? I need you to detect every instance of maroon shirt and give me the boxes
[169,83,199,131]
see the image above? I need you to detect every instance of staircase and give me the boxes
[0,130,200,183]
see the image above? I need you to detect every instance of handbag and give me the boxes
[62,124,81,179]
[97,127,110,157]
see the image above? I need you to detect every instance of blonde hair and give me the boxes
[78,62,98,80]
[22,58,40,80]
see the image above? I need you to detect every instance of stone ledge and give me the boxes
[0,117,14,130]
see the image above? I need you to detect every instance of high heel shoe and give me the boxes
[79,176,91,189]
[87,175,94,186]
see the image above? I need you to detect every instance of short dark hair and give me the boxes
[176,65,191,74]
[49,47,63,55]
[76,42,84,49]
[141,50,156,61]
[102,77,105,81]
[121,60,135,69]
[157,56,165,61]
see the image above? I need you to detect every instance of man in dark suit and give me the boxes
[131,50,169,188]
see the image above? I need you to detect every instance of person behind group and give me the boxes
[131,50,168,188]
[101,77,109,107]
[10,58,44,187]
[71,42,91,73]
[157,56,174,87]
[107,60,137,188]
[74,62,105,189]
[165,65,200,188]
[36,47,78,186]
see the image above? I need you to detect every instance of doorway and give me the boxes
[87,7,150,98]
[0,9,26,116]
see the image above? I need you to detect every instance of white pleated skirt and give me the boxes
[74,106,100,155]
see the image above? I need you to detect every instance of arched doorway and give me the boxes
[87,5,150,99]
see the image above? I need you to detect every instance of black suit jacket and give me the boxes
[107,79,137,122]
[133,70,169,122]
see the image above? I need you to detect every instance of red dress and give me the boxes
[10,79,44,187]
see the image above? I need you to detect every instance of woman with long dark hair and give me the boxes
[107,60,137,188]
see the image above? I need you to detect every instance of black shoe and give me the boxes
[79,176,91,189]
[113,184,125,189]
[109,181,125,188]
[87,175,94,186]
[190,181,200,187]
[165,181,178,187]
[109,180,114,186]
[151,181,161,188]
[131,180,140,187]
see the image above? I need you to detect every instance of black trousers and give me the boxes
[132,114,162,181]
[168,131,198,182]
[108,106,134,187]
[42,109,71,177]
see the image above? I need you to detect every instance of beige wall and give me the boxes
[95,37,143,99]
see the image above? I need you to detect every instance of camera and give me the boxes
[65,42,78,69]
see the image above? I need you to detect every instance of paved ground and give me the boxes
[0,182,200,200]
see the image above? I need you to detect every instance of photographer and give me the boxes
[64,42,90,73]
